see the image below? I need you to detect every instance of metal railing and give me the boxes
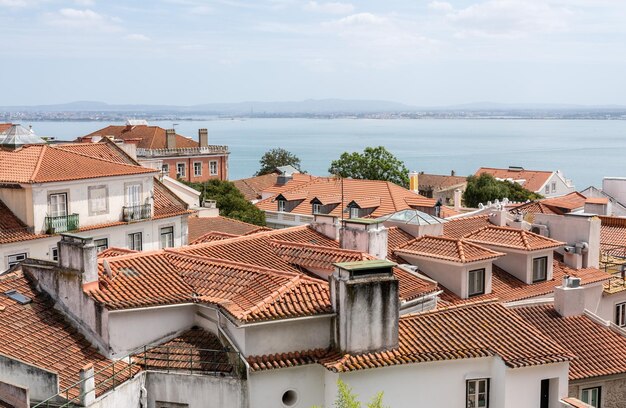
[32,345,242,408]
[45,214,79,234]
[122,204,151,222]
[136,146,229,157]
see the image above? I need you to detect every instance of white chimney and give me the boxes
[340,219,388,259]
[311,214,339,240]
[58,235,98,290]
[453,188,462,212]
[554,276,585,317]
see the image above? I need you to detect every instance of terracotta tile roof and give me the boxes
[350,197,381,209]
[0,123,12,133]
[152,178,192,219]
[541,192,587,211]
[310,194,342,205]
[232,173,278,201]
[135,327,232,373]
[260,173,317,196]
[395,235,504,264]
[385,226,415,262]
[418,173,467,192]
[0,272,138,398]
[439,260,609,305]
[0,200,46,244]
[97,247,138,258]
[247,348,330,372]
[509,201,564,216]
[257,177,436,219]
[561,397,593,408]
[514,305,626,380]
[586,197,609,205]
[464,226,564,251]
[476,167,553,193]
[55,142,134,164]
[82,125,198,149]
[0,145,156,184]
[191,231,240,244]
[599,216,626,249]
[442,215,492,239]
[317,302,572,372]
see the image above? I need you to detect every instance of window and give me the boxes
[468,269,485,297]
[581,387,601,408]
[312,203,322,214]
[551,181,557,193]
[350,207,360,219]
[176,163,186,177]
[545,185,550,194]
[193,162,202,177]
[128,232,142,251]
[616,302,626,327]
[277,200,286,212]
[125,184,142,207]
[7,253,27,268]
[209,161,218,176]
[48,193,68,217]
[160,226,174,248]
[162,164,169,174]
[88,185,108,215]
[50,247,58,262]
[94,238,108,253]
[466,379,489,408]
[532,256,548,282]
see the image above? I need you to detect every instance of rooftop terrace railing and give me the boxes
[122,203,151,222]
[32,345,243,408]
[136,146,229,157]
[45,214,79,235]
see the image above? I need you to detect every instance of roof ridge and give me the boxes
[268,238,365,255]
[178,225,312,250]
[239,274,306,320]
[520,229,531,250]
[457,240,465,263]
[50,145,157,170]
[29,144,46,182]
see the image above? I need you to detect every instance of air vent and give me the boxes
[4,289,32,305]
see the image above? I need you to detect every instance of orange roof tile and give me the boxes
[586,197,609,205]
[476,167,553,193]
[442,215,492,239]
[439,260,609,305]
[310,194,342,205]
[514,305,626,380]
[386,226,415,262]
[541,192,587,211]
[81,125,198,149]
[0,200,46,244]
[261,173,317,196]
[395,235,504,264]
[97,247,138,258]
[191,231,240,244]
[0,144,156,184]
[232,173,279,201]
[418,173,467,191]
[55,142,134,164]
[0,123,12,133]
[599,216,626,250]
[257,177,435,219]
[0,272,138,398]
[464,226,564,251]
[510,201,564,216]
[248,302,571,373]
[152,178,192,219]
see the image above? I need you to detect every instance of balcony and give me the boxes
[123,203,151,222]
[45,214,79,234]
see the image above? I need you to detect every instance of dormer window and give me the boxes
[532,256,548,282]
[468,269,485,297]
[349,207,360,219]
[278,200,286,212]
[312,203,322,214]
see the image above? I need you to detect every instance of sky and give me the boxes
[2,0,626,106]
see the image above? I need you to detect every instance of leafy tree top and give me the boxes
[256,148,302,176]
[328,146,410,188]
[463,173,543,208]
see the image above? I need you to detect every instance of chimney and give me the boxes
[488,209,509,227]
[198,128,209,148]
[563,246,584,269]
[311,214,339,240]
[451,170,456,177]
[554,276,585,317]
[166,129,176,149]
[453,188,462,212]
[58,235,98,290]
[330,260,399,354]
[409,171,419,193]
[340,219,388,259]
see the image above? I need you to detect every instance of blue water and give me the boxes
[24,119,626,189]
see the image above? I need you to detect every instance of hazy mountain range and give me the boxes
[2,99,626,114]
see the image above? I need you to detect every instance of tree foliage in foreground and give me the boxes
[314,380,387,408]
[328,146,410,188]
[184,179,266,226]
[256,147,302,176]
[463,173,543,208]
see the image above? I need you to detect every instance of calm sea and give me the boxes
[26,119,626,189]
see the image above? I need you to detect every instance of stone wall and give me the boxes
[570,375,626,408]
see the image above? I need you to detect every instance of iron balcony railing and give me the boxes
[32,345,243,408]
[45,214,79,234]
[122,204,151,222]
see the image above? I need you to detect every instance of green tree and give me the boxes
[184,179,266,226]
[314,380,387,408]
[329,146,410,188]
[463,173,543,208]
[256,148,302,176]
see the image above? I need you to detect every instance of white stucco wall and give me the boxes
[146,372,246,408]
[0,186,33,226]
[489,249,553,284]
[596,291,626,325]
[107,304,196,356]
[540,173,575,198]
[88,372,143,408]
[0,354,59,403]
[248,365,325,408]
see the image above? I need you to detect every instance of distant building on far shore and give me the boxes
[77,120,229,183]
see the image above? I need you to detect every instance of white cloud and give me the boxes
[74,0,95,6]
[334,12,386,26]
[428,1,453,12]
[304,1,353,14]
[45,8,123,32]
[126,33,150,41]
[0,0,41,7]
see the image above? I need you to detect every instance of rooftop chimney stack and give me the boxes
[199,128,209,148]
[330,260,399,354]
[340,219,388,259]
[409,171,419,193]
[58,235,98,290]
[166,129,176,149]
[554,276,586,317]
[454,189,462,212]
[312,214,340,240]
